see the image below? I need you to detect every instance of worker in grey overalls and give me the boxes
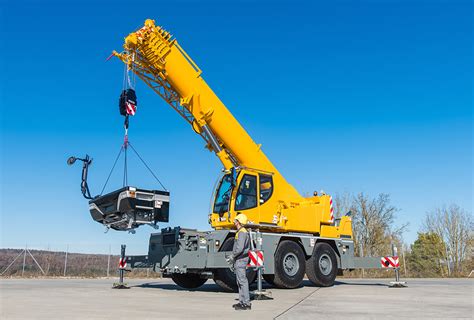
[229,213,251,310]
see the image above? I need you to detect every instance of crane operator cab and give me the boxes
[210,167,274,230]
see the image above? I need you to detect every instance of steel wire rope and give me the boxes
[99,145,125,196]
[122,60,128,91]
[127,142,167,191]
[123,142,128,187]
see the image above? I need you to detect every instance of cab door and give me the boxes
[233,173,260,223]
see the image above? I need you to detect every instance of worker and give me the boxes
[228,213,251,310]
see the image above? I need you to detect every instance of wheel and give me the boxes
[273,240,306,289]
[171,273,207,289]
[262,274,275,285]
[213,237,257,292]
[306,242,338,287]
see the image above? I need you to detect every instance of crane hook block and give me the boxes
[119,89,137,116]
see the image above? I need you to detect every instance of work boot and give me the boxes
[234,303,251,310]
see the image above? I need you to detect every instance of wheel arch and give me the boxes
[217,231,236,252]
[278,236,306,255]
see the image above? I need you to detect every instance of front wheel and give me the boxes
[213,237,256,292]
[171,273,207,289]
[273,240,306,289]
[305,242,338,287]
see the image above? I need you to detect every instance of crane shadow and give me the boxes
[332,280,388,287]
[131,279,388,293]
[133,281,225,292]
[133,279,274,292]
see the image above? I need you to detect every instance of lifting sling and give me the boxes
[68,75,169,232]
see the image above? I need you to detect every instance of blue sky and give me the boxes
[1,1,472,254]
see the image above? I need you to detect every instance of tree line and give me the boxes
[334,192,473,277]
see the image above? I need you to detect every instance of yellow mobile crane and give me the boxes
[111,19,386,290]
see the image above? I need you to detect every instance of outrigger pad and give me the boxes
[89,186,169,231]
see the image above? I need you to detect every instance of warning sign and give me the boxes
[248,250,264,267]
[118,257,127,269]
[381,256,399,268]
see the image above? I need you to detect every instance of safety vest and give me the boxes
[235,227,248,240]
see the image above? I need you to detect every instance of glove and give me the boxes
[226,256,235,265]
[227,257,236,273]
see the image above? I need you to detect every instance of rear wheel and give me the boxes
[171,273,207,289]
[213,237,256,292]
[306,242,337,287]
[273,240,306,289]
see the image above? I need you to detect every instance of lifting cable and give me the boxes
[100,145,124,195]
[99,59,167,195]
[99,128,167,195]
[127,142,167,190]
[123,131,128,187]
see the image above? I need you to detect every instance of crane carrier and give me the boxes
[87,19,396,291]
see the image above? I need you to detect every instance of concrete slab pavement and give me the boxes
[1,278,472,319]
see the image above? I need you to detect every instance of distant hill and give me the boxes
[0,248,144,278]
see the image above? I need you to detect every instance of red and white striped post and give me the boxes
[247,228,272,300]
[113,244,129,289]
[119,245,126,284]
[392,244,400,282]
[388,243,407,288]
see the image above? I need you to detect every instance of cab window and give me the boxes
[259,174,273,204]
[213,174,232,214]
[235,174,257,210]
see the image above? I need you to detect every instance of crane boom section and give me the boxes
[114,19,301,200]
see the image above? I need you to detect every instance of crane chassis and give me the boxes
[125,226,384,290]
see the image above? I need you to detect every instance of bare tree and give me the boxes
[332,192,353,220]
[351,193,407,256]
[424,204,473,275]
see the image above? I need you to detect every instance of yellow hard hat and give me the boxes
[234,214,248,225]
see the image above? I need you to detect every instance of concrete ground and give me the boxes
[0,278,472,319]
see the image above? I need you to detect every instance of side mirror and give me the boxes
[67,156,77,166]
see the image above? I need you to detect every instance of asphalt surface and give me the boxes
[1,278,472,319]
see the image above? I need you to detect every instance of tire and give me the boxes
[262,274,275,285]
[213,237,257,292]
[273,240,306,289]
[171,273,207,289]
[306,242,338,287]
